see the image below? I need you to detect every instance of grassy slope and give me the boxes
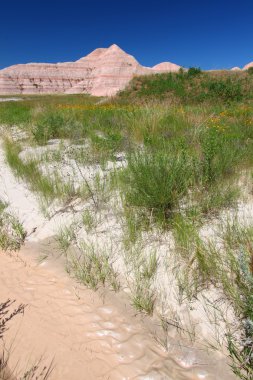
[119,70,253,103]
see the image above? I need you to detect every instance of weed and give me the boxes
[70,243,120,292]
[187,67,202,77]
[121,149,193,223]
[130,252,158,315]
[200,126,239,184]
[0,213,26,251]
[56,225,76,253]
[131,285,155,315]
[0,299,53,380]
[82,209,96,232]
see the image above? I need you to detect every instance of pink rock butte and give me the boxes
[243,62,253,70]
[0,44,181,96]
[231,62,253,71]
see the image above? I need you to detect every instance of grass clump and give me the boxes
[32,112,66,144]
[121,148,193,223]
[70,243,120,292]
[131,252,158,315]
[4,138,78,204]
[187,67,202,77]
[200,125,240,184]
[0,204,26,251]
[82,209,96,232]
[56,225,76,253]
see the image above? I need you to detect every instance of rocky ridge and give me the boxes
[0,44,181,96]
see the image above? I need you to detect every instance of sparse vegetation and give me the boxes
[0,200,26,251]
[56,224,76,253]
[69,242,120,292]
[172,216,253,379]
[4,138,80,204]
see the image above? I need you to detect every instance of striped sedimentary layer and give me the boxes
[0,44,181,96]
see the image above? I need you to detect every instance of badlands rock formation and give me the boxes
[0,44,181,96]
[231,62,253,71]
[243,62,253,70]
[153,62,181,72]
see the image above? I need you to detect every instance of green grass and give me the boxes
[56,224,76,253]
[69,242,120,292]
[130,252,158,315]
[120,148,193,223]
[82,209,97,232]
[172,215,253,379]
[120,70,251,104]
[4,138,79,204]
[0,206,26,251]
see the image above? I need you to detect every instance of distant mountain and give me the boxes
[0,44,182,96]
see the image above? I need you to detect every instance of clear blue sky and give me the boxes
[1,0,252,70]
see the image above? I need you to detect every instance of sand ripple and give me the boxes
[0,247,236,380]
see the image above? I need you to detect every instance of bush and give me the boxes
[33,112,65,144]
[187,67,202,77]
[248,67,253,75]
[200,127,240,184]
[122,149,193,220]
[203,79,243,102]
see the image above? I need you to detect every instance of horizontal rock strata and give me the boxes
[0,44,181,96]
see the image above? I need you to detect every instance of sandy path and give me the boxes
[0,246,178,380]
[0,244,235,380]
[0,139,237,380]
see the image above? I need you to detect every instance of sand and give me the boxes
[0,137,239,379]
[0,243,236,380]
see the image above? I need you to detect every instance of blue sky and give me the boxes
[0,0,252,70]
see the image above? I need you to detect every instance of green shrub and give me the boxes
[247,67,253,75]
[200,127,240,184]
[187,67,202,77]
[33,112,65,144]
[122,149,193,220]
[137,73,187,99]
[203,79,243,102]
